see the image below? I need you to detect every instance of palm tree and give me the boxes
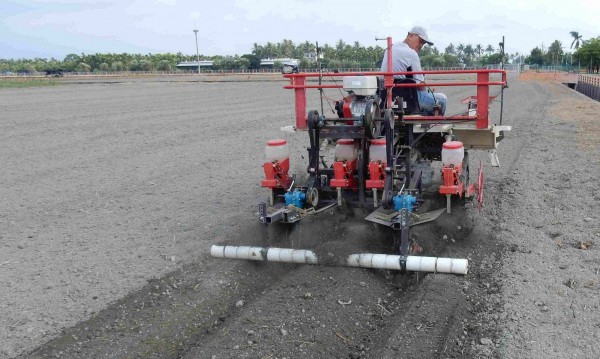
[456,44,465,63]
[570,31,582,49]
[280,39,295,57]
[335,39,346,59]
[252,43,264,58]
[264,42,276,58]
[464,44,474,65]
[475,44,482,58]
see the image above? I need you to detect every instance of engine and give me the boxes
[334,76,380,119]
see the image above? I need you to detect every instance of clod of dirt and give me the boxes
[480,337,493,345]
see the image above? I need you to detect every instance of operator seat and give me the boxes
[378,74,421,115]
[391,78,421,115]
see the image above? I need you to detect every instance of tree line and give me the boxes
[525,32,600,72]
[1,32,598,74]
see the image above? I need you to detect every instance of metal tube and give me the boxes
[284,81,506,90]
[293,76,307,129]
[211,245,468,275]
[386,37,393,109]
[285,69,507,78]
[193,29,200,75]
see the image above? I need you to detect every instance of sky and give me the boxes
[1,0,599,60]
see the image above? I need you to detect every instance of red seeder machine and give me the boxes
[212,37,511,275]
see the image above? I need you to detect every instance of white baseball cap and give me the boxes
[409,26,433,46]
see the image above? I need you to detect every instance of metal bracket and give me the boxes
[264,206,287,224]
[399,255,407,272]
[489,150,500,167]
[258,200,268,224]
[365,207,444,227]
[393,208,410,256]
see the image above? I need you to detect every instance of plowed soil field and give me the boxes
[1,72,599,359]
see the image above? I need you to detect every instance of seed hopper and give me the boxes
[211,37,511,275]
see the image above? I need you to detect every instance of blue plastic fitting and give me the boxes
[285,189,306,209]
[393,193,417,212]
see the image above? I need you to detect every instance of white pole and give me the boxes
[211,245,469,275]
[519,55,522,74]
[193,29,200,74]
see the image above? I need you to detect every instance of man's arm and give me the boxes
[410,51,426,91]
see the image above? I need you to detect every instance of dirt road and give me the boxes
[1,73,599,358]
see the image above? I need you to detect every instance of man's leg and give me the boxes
[418,91,447,115]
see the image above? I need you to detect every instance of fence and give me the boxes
[576,75,600,101]
[0,66,495,78]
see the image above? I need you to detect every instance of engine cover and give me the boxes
[342,76,378,96]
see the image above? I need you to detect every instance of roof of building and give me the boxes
[176,58,300,68]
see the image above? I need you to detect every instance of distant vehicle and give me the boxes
[1,70,13,76]
[282,64,299,74]
[45,69,64,77]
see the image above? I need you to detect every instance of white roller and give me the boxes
[346,254,402,271]
[406,256,437,272]
[268,248,292,262]
[211,245,468,275]
[405,256,469,275]
[211,245,265,261]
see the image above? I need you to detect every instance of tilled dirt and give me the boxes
[1,73,599,359]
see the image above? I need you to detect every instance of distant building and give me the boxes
[176,60,214,70]
[176,58,300,70]
[304,52,318,61]
[260,58,299,68]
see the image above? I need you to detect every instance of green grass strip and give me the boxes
[0,78,60,88]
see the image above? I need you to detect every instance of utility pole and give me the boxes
[499,36,505,126]
[193,29,200,74]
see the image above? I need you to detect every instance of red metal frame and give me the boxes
[261,158,291,189]
[330,159,358,189]
[439,164,464,196]
[284,37,507,130]
[438,162,476,198]
[366,161,385,189]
